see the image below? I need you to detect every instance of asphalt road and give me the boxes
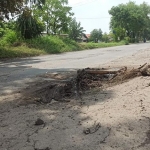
[1,43,150,94]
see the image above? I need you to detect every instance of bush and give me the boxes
[61,38,80,51]
[0,30,17,46]
[0,35,127,58]
[79,41,126,50]
[123,37,130,45]
[0,28,5,37]
[26,35,81,53]
[17,8,45,39]
[130,38,135,43]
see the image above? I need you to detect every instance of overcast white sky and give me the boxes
[68,0,150,34]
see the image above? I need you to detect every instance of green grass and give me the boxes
[0,35,127,58]
[0,46,46,58]
[79,41,126,50]
[25,36,81,53]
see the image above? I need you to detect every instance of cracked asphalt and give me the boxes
[1,43,150,94]
[1,44,150,150]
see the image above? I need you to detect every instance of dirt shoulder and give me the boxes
[1,48,150,150]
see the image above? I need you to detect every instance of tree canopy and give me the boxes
[68,18,85,41]
[0,0,23,20]
[0,0,85,41]
[109,1,150,42]
[33,0,73,34]
[0,0,45,20]
[17,7,44,39]
[89,29,103,42]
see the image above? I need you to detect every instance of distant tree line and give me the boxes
[1,1,150,43]
[90,1,150,43]
[109,1,150,42]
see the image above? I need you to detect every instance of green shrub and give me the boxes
[25,35,81,53]
[80,41,126,50]
[0,35,127,58]
[0,46,46,58]
[17,8,45,39]
[61,38,80,51]
[3,30,17,44]
[0,28,5,37]
[123,37,129,45]
[122,37,130,45]
[0,30,17,46]
[130,38,135,43]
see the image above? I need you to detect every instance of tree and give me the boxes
[17,7,44,39]
[109,1,150,42]
[0,0,23,20]
[33,0,73,34]
[0,0,45,20]
[139,2,150,41]
[112,27,126,41]
[68,18,85,41]
[102,32,109,43]
[89,29,103,42]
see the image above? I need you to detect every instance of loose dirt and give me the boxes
[1,48,150,150]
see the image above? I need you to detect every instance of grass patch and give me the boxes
[0,35,126,58]
[0,46,46,58]
[79,41,126,50]
[25,36,80,53]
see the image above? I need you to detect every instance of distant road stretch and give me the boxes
[1,43,150,94]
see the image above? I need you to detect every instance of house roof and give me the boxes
[86,34,90,38]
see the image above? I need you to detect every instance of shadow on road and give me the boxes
[0,57,78,95]
[0,85,150,150]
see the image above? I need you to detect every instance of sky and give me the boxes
[68,0,150,34]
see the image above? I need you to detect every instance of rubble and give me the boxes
[35,118,45,126]
[23,63,150,103]
[83,122,101,134]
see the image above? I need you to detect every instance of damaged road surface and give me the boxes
[1,45,150,150]
[22,63,150,104]
[1,43,150,95]
[1,63,150,150]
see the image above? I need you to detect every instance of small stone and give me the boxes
[35,118,44,126]
[95,98,98,101]
[128,127,134,131]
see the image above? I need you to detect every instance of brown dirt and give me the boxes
[1,48,150,150]
[22,64,150,104]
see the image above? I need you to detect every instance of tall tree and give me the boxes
[0,0,23,20]
[89,29,103,42]
[109,1,150,41]
[102,32,109,43]
[112,27,126,41]
[33,0,73,34]
[17,7,44,39]
[0,0,45,20]
[140,2,150,40]
[68,18,85,41]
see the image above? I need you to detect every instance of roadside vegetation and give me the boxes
[0,0,150,58]
[79,41,126,50]
[0,34,126,58]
